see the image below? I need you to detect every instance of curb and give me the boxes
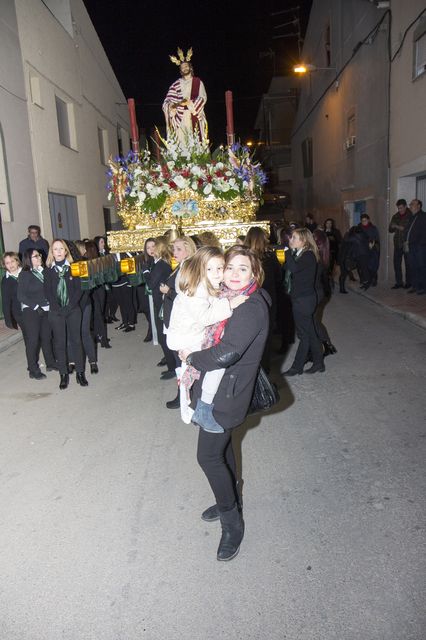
[0,331,23,354]
[348,285,426,331]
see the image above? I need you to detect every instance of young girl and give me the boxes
[167,246,247,432]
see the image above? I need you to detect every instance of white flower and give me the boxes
[203,183,213,195]
[138,192,147,203]
[191,165,202,176]
[107,192,112,201]
[174,175,189,189]
[216,162,224,170]
[225,171,233,177]
[167,161,175,170]
[191,181,199,190]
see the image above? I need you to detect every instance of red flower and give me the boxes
[169,180,177,189]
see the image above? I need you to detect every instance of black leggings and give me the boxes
[197,428,238,512]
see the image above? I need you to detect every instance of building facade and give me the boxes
[389,2,426,211]
[291,0,390,279]
[0,0,130,255]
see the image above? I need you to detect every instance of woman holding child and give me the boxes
[172,245,270,562]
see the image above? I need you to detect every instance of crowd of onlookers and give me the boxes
[1,199,425,389]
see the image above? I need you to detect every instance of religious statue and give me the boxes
[162,47,208,149]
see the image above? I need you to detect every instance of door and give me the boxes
[48,192,80,240]
[353,200,367,226]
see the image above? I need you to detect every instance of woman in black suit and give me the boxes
[137,237,156,342]
[1,252,23,331]
[142,236,175,379]
[178,245,270,562]
[282,227,325,376]
[44,239,88,390]
[17,249,56,379]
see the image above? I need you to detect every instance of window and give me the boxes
[345,110,356,150]
[324,21,331,68]
[29,73,42,107]
[98,127,109,165]
[414,31,426,79]
[301,137,313,178]
[55,96,71,147]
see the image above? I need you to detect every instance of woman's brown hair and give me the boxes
[154,236,172,263]
[244,226,269,256]
[224,245,265,287]
[291,227,320,262]
[1,251,21,269]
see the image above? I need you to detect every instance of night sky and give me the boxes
[83,0,312,147]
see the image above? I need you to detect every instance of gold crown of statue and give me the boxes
[169,47,193,66]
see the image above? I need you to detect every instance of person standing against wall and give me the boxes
[389,199,413,289]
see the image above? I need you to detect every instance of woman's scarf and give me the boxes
[31,267,44,283]
[181,279,258,390]
[55,264,69,307]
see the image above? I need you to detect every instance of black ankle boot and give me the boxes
[323,342,337,357]
[166,391,180,409]
[217,505,244,561]
[59,374,69,390]
[201,481,243,523]
[76,372,88,386]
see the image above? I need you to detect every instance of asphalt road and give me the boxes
[0,292,425,640]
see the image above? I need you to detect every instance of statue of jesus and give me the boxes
[162,48,208,149]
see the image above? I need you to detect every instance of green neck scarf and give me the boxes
[55,265,69,307]
[31,268,44,283]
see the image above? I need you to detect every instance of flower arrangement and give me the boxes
[107,134,267,224]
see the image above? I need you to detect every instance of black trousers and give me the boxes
[92,286,108,344]
[197,428,238,512]
[154,311,176,371]
[291,294,323,370]
[105,286,118,319]
[81,303,97,363]
[113,285,136,326]
[49,307,84,375]
[393,247,411,287]
[21,308,55,373]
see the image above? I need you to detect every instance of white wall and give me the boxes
[0,0,39,251]
[14,0,130,242]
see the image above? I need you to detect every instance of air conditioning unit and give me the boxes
[345,135,356,150]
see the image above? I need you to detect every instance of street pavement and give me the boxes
[0,290,425,640]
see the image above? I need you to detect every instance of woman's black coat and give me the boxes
[189,289,271,431]
[1,276,22,329]
[143,259,172,311]
[17,270,50,309]
[162,268,179,329]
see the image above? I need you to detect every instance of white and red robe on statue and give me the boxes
[162,75,208,147]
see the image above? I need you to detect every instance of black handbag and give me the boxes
[248,367,280,414]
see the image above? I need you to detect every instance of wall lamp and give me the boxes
[293,63,336,74]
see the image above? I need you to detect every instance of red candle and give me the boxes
[127,98,139,152]
[225,90,234,142]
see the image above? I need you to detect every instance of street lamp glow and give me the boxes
[294,63,316,74]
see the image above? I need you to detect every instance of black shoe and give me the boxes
[68,363,75,374]
[339,288,348,294]
[59,374,69,390]
[160,370,176,380]
[157,357,167,367]
[202,504,220,522]
[111,315,120,322]
[101,340,112,349]
[46,364,58,371]
[115,323,126,331]
[106,317,114,324]
[282,367,303,376]
[391,284,402,289]
[407,288,416,293]
[403,283,411,289]
[217,506,244,562]
[76,372,88,386]
[143,333,152,343]
[166,392,180,409]
[323,342,337,357]
[305,363,325,374]
[124,324,135,332]
[29,370,46,380]
[90,363,99,374]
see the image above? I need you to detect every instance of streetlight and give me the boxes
[293,63,337,74]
